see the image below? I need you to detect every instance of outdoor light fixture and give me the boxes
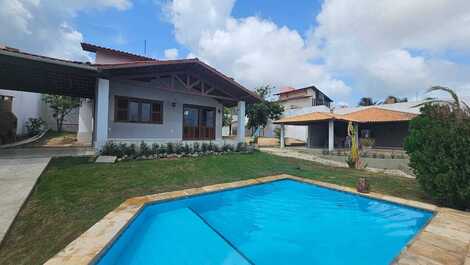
[171,102,176,107]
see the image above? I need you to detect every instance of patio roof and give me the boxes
[274,107,417,125]
[0,45,261,104]
[342,107,418,123]
[97,59,262,105]
[0,46,98,98]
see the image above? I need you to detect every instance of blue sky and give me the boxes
[1,0,469,105]
[75,0,324,60]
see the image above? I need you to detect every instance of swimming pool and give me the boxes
[96,179,432,265]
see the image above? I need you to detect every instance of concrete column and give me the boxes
[280,124,285,148]
[307,124,312,148]
[237,101,245,143]
[95,79,109,152]
[328,119,334,151]
[77,98,93,144]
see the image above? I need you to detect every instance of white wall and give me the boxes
[44,105,79,132]
[0,89,44,135]
[107,79,224,144]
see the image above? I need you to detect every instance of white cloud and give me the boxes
[164,0,352,101]
[0,0,132,60]
[164,0,470,103]
[313,0,470,100]
[164,48,179,59]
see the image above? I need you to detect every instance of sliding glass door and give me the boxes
[183,105,216,140]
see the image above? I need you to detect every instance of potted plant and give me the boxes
[356,177,370,193]
[360,138,375,150]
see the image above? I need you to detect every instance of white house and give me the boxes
[0,43,260,150]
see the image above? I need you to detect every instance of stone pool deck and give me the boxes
[44,174,470,265]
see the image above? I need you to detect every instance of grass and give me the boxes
[0,151,430,265]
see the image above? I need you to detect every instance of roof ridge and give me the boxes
[81,42,156,61]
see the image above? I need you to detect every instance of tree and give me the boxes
[358,97,376,106]
[42,95,80,132]
[246,85,284,136]
[223,107,233,135]
[383,96,408,104]
[404,86,470,209]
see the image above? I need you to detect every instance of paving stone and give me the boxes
[406,240,464,265]
[95,156,117,163]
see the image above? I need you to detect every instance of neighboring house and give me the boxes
[274,85,333,142]
[275,101,426,151]
[0,43,260,150]
[276,85,333,110]
[224,85,334,139]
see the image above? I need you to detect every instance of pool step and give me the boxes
[103,207,254,265]
[188,207,255,265]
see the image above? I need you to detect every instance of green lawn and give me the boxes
[0,151,430,265]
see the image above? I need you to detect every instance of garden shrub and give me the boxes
[101,142,119,156]
[167,143,175,154]
[151,143,159,155]
[193,142,200,153]
[158,144,167,155]
[405,103,470,210]
[175,143,184,154]
[25,118,46,136]
[201,143,209,152]
[139,141,152,157]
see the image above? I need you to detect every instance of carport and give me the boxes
[0,46,110,149]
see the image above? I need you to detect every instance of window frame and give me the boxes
[182,104,216,140]
[114,96,163,124]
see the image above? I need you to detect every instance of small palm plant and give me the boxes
[346,122,366,169]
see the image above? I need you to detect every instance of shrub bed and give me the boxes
[101,141,254,161]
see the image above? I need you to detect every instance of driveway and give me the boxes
[0,147,95,243]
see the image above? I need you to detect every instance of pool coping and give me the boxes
[43,174,470,265]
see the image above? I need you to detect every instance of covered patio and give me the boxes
[0,46,259,151]
[274,107,418,151]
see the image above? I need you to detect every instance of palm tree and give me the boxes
[358,97,376,106]
[417,86,469,115]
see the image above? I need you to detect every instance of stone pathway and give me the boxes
[260,147,416,179]
[0,157,50,243]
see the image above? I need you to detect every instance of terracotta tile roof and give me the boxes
[274,112,351,124]
[342,107,418,123]
[274,107,417,124]
[275,86,296,95]
[96,59,262,103]
[93,58,198,69]
[81,42,156,61]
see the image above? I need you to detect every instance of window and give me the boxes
[115,96,163,124]
[183,105,216,140]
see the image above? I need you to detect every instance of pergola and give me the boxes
[274,107,417,151]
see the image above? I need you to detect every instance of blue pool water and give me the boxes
[96,180,432,265]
